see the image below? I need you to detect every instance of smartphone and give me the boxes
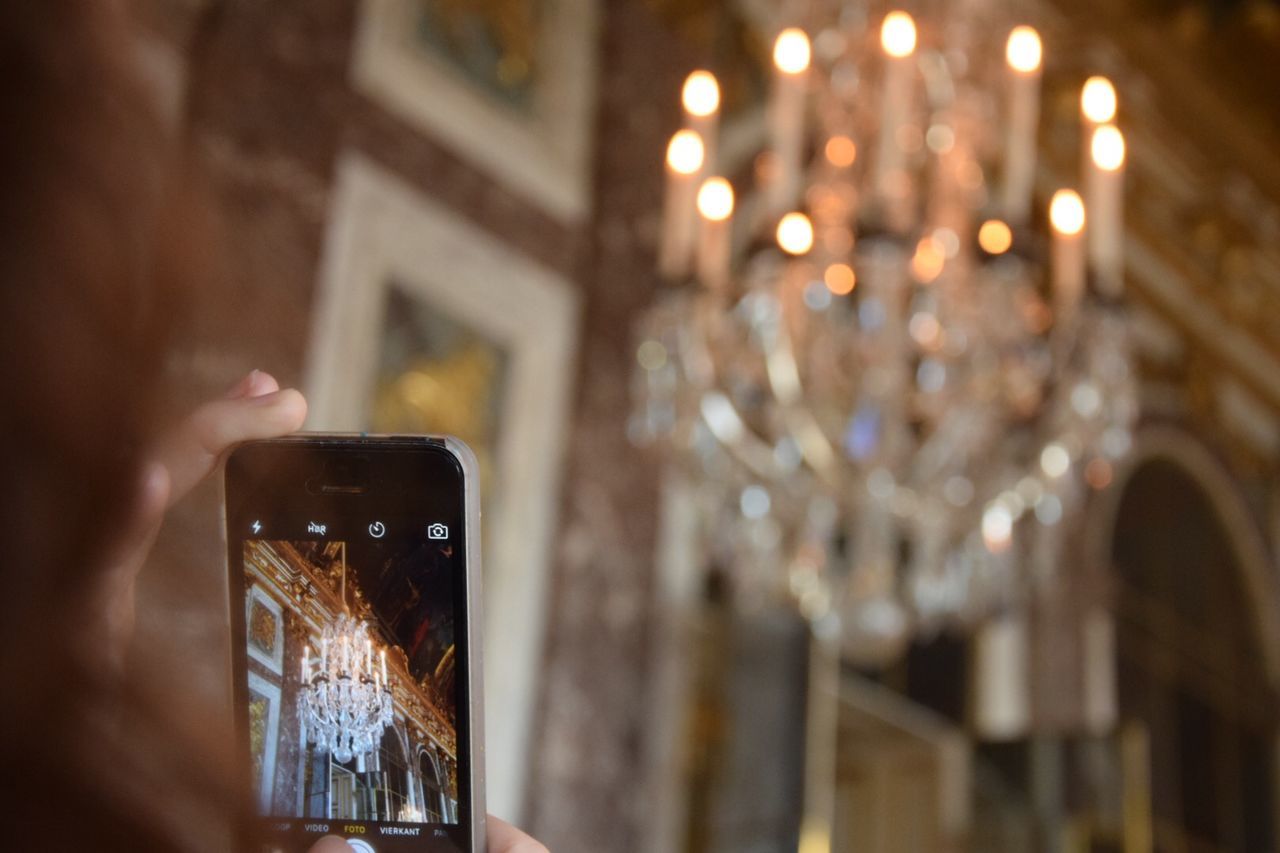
[223,435,484,853]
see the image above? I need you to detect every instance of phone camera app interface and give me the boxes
[241,519,463,849]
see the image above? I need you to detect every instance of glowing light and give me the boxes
[696,177,734,222]
[1005,26,1043,73]
[911,236,945,282]
[681,70,720,117]
[825,135,857,167]
[777,212,814,255]
[1040,443,1071,478]
[1091,124,1126,171]
[982,504,1014,551]
[1049,189,1086,236]
[773,28,812,74]
[978,219,1013,254]
[824,263,856,295]
[1081,76,1117,124]
[666,130,704,175]
[1085,457,1113,490]
[636,340,667,371]
[880,12,917,59]
[909,312,942,348]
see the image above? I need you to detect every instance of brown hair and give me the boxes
[0,1,229,847]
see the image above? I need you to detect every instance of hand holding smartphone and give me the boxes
[224,436,485,853]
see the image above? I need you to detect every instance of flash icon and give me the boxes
[251,520,262,534]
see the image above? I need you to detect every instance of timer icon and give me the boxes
[368,521,386,539]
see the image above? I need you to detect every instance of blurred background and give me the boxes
[128,0,1280,851]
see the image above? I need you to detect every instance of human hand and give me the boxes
[95,370,307,666]
[305,815,547,853]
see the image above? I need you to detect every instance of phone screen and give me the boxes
[225,439,476,852]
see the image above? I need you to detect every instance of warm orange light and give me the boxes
[696,177,734,221]
[978,219,1013,255]
[1005,26,1042,73]
[1085,457,1113,490]
[776,212,814,255]
[824,263,856,295]
[1049,189,1086,236]
[666,130,705,175]
[825,135,857,168]
[1090,124,1125,171]
[911,236,945,282]
[681,70,721,117]
[773,28,812,74]
[1081,76,1117,124]
[880,12,917,59]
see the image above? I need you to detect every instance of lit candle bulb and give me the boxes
[1079,75,1117,178]
[302,644,310,682]
[1001,25,1042,224]
[776,211,814,256]
[1087,124,1125,296]
[380,648,388,686]
[681,70,720,175]
[876,12,917,229]
[366,637,372,675]
[1049,189,1087,318]
[658,129,705,279]
[768,28,811,216]
[320,637,328,672]
[696,177,734,290]
[1080,76,1117,125]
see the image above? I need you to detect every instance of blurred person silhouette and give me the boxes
[0,2,543,851]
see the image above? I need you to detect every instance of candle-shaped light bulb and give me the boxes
[1091,124,1125,171]
[302,644,310,682]
[767,29,811,214]
[1000,25,1043,224]
[875,12,918,229]
[667,130,704,176]
[776,212,814,256]
[1088,124,1126,295]
[1050,189,1086,235]
[380,648,388,686]
[773,28,812,74]
[321,637,328,671]
[1050,189,1087,318]
[658,130,705,279]
[366,637,372,674]
[1081,76,1117,124]
[681,70,720,118]
[1005,26,1042,74]
[880,11,917,58]
[697,177,734,222]
[696,177,734,290]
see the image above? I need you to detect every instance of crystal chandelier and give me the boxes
[634,3,1137,664]
[300,543,394,766]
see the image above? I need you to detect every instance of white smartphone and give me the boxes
[224,435,485,852]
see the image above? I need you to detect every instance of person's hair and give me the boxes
[0,1,228,847]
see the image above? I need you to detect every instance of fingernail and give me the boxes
[224,370,259,399]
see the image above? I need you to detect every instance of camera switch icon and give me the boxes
[427,523,448,540]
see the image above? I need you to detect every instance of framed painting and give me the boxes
[246,671,283,815]
[245,584,285,676]
[351,0,600,221]
[302,151,580,820]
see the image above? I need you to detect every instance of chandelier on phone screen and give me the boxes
[633,3,1136,664]
[299,543,394,767]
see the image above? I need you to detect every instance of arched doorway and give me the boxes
[1111,442,1278,851]
[420,748,448,822]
